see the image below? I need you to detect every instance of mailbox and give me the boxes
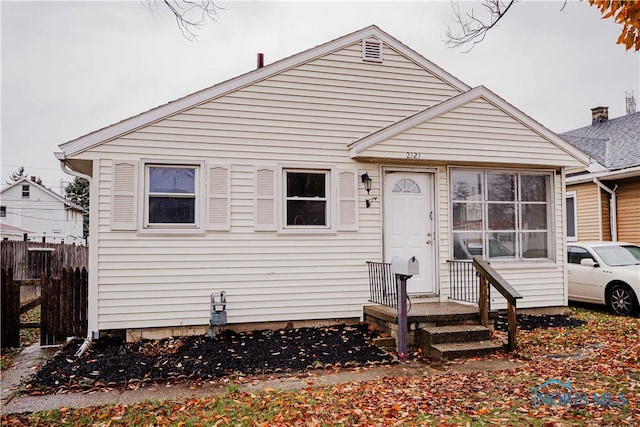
[391,256,419,277]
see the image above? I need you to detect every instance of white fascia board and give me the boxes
[567,165,640,184]
[350,85,593,168]
[59,25,470,158]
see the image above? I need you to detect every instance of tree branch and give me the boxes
[444,0,515,52]
[144,0,223,41]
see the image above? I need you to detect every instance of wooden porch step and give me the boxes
[429,340,503,361]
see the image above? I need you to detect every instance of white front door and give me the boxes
[383,171,435,294]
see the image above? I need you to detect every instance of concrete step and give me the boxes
[418,324,490,346]
[429,340,503,361]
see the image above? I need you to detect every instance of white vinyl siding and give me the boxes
[74,37,573,331]
[360,98,586,167]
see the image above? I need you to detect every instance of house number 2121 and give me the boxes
[406,152,420,159]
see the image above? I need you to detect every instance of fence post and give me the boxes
[1,268,20,348]
[40,274,52,346]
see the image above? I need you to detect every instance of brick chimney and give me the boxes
[591,106,609,124]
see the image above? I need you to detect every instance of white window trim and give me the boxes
[278,164,337,235]
[138,159,206,235]
[449,167,555,263]
[565,191,577,242]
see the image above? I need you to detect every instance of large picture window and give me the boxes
[284,170,329,228]
[145,165,198,227]
[452,169,552,261]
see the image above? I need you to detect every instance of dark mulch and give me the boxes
[25,323,394,395]
[494,314,587,332]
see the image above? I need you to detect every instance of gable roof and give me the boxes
[1,178,86,212]
[349,85,592,166]
[0,223,33,236]
[561,111,640,171]
[58,25,471,158]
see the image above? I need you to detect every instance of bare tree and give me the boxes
[444,0,515,52]
[144,0,223,40]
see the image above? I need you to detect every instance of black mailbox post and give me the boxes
[391,256,419,359]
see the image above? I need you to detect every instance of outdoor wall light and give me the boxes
[361,172,372,194]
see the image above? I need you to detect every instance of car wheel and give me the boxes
[606,284,639,316]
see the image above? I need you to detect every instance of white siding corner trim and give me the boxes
[255,167,277,231]
[207,164,231,231]
[337,169,358,231]
[111,161,138,231]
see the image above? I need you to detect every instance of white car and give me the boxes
[567,242,640,316]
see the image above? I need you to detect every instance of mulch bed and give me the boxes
[24,323,394,395]
[23,314,587,396]
[494,313,587,332]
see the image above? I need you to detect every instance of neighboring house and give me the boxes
[0,177,86,245]
[0,223,33,241]
[56,26,591,340]
[562,107,640,245]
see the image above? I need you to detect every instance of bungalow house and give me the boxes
[0,177,86,245]
[562,107,640,245]
[56,26,592,341]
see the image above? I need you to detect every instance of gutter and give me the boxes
[57,153,95,357]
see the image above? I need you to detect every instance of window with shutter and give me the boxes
[134,160,206,234]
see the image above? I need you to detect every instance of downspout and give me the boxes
[58,156,95,357]
[593,178,617,242]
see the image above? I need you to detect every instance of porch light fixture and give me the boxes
[361,172,372,194]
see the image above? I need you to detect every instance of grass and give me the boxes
[2,307,639,426]
[0,305,40,371]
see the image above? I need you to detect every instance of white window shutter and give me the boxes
[111,161,138,231]
[255,167,276,231]
[207,165,230,231]
[337,170,358,231]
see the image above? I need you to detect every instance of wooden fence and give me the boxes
[1,240,88,280]
[1,268,88,347]
[1,241,89,348]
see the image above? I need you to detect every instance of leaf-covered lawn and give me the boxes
[3,308,639,426]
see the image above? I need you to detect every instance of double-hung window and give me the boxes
[284,170,329,228]
[145,165,198,228]
[451,169,552,261]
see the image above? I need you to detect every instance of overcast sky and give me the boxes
[2,1,639,194]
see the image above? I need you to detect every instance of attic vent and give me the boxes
[362,38,383,62]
